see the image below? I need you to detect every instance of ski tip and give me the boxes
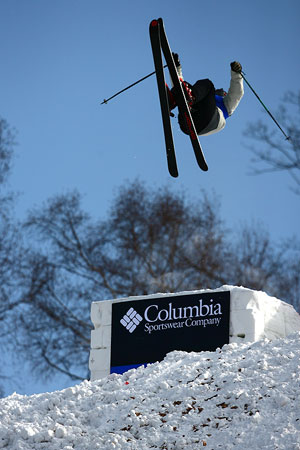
[150,19,158,27]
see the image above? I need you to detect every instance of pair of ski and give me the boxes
[149,18,208,177]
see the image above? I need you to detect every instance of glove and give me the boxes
[172,52,181,67]
[230,61,242,73]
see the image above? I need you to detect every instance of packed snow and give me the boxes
[1,333,300,449]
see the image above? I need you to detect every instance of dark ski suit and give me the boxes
[172,69,244,136]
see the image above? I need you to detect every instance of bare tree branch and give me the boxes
[244,91,300,194]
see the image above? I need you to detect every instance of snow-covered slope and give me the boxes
[1,333,300,449]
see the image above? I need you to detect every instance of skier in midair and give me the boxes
[168,54,244,136]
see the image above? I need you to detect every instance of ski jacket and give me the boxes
[199,70,244,136]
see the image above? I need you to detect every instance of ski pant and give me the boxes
[178,79,216,135]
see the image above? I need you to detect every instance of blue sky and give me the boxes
[1,1,299,395]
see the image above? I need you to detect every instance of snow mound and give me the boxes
[1,333,300,449]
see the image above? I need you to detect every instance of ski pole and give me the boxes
[101,65,167,105]
[241,71,290,140]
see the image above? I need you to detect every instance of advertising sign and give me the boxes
[110,291,230,374]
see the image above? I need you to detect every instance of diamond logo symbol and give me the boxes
[120,307,143,333]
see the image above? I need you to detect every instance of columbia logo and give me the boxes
[120,307,143,333]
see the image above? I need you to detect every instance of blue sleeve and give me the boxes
[215,95,229,119]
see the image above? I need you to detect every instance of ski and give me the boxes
[149,19,178,178]
[157,18,208,172]
[149,18,208,174]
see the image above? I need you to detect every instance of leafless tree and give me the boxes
[226,221,300,312]
[275,238,300,313]
[0,117,20,396]
[0,117,15,186]
[13,183,230,381]
[245,91,300,194]
[0,117,19,322]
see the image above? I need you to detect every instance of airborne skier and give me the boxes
[168,54,244,137]
[103,18,287,177]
